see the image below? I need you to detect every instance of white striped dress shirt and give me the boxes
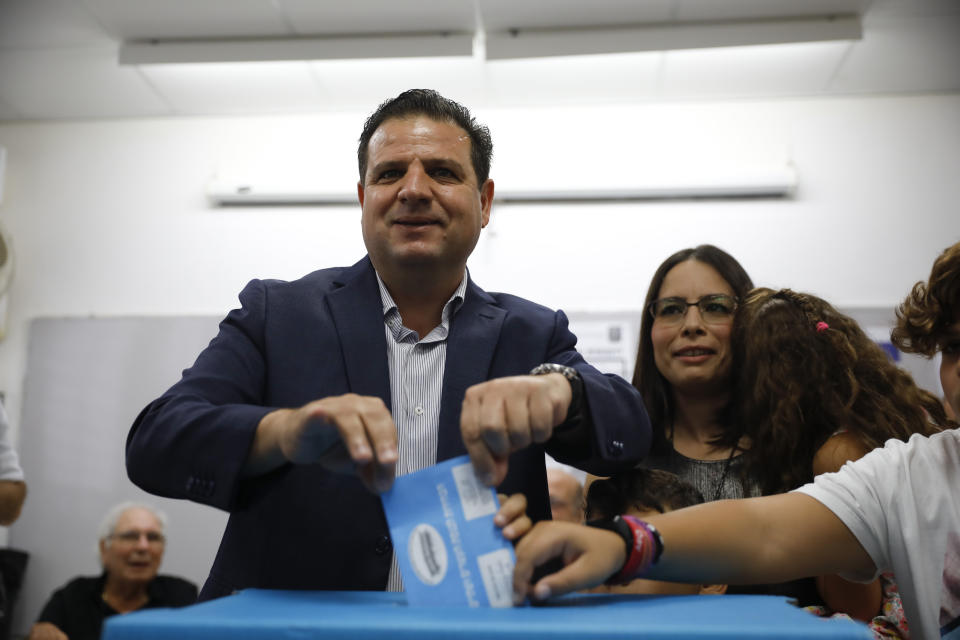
[375,272,467,592]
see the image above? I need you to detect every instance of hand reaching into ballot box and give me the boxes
[512,520,626,603]
[244,394,399,493]
[461,373,573,487]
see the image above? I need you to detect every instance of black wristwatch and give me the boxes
[585,516,633,558]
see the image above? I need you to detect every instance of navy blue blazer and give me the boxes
[127,257,650,599]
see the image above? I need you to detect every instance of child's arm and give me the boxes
[513,491,877,602]
[811,432,883,621]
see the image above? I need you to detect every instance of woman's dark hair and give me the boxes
[734,288,948,494]
[632,245,754,453]
[585,468,704,521]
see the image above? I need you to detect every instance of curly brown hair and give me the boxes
[891,242,960,357]
[733,288,948,495]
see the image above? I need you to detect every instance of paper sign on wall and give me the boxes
[380,455,515,607]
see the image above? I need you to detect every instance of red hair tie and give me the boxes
[816,321,830,333]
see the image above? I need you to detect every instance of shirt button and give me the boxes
[375,535,392,555]
[414,406,424,416]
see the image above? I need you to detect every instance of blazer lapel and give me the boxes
[437,280,506,460]
[327,257,392,406]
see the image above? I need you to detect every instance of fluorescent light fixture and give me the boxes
[486,15,861,60]
[120,32,474,65]
[207,180,357,206]
[119,14,860,66]
[207,166,797,206]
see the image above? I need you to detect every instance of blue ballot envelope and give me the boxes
[380,455,515,607]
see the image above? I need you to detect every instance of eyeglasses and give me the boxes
[648,294,738,325]
[109,530,165,545]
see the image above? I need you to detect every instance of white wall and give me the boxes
[1,93,959,427]
[0,89,958,506]
[0,92,957,427]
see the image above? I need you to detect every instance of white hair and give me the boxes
[97,501,168,557]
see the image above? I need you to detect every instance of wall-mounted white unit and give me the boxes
[206,165,798,206]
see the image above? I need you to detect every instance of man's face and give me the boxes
[940,318,960,418]
[358,116,493,284]
[99,507,165,586]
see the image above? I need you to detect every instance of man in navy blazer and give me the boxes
[126,89,650,600]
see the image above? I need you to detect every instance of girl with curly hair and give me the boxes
[733,288,947,496]
[731,287,948,631]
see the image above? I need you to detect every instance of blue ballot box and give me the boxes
[102,589,871,640]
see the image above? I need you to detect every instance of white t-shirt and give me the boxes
[0,400,24,481]
[795,430,960,640]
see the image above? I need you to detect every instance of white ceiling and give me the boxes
[0,0,958,122]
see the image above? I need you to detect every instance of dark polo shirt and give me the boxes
[36,573,197,640]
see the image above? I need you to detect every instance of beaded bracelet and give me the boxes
[586,515,664,585]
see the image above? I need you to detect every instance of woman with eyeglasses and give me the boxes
[632,245,755,503]
[29,503,197,640]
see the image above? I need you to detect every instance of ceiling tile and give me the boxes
[661,41,851,98]
[0,0,956,121]
[830,14,960,93]
[0,46,172,119]
[277,0,476,35]
[478,0,673,31]
[674,0,866,21]
[0,0,111,48]
[484,52,662,106]
[138,61,324,115]
[865,0,960,19]
[83,0,290,39]
[305,57,487,111]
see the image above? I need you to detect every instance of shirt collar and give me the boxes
[375,271,468,340]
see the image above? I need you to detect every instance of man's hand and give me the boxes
[29,622,68,640]
[512,520,625,604]
[461,373,572,486]
[245,394,398,493]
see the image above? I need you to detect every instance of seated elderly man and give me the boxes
[29,502,197,640]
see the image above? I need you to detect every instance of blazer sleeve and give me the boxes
[126,279,278,512]
[542,310,651,476]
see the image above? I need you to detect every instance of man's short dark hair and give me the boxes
[585,468,704,521]
[357,89,493,187]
